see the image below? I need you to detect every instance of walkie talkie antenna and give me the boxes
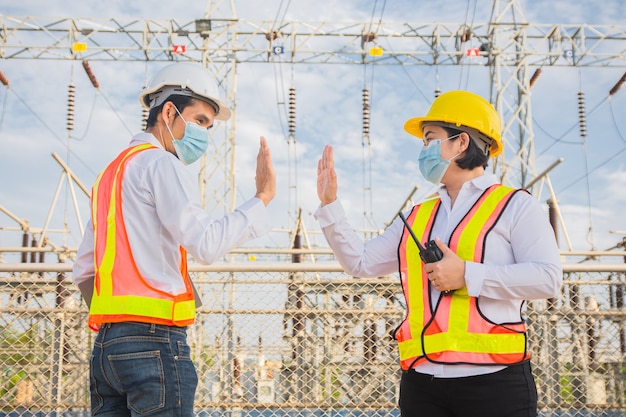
[398,212,427,253]
[398,211,451,295]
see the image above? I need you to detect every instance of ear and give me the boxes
[458,132,471,153]
[160,101,175,125]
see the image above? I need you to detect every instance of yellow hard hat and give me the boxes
[404,90,503,157]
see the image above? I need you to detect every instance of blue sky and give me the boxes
[1,0,625,261]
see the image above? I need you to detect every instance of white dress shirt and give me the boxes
[314,173,562,378]
[72,132,271,295]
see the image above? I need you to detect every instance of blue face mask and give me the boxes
[165,107,209,165]
[418,134,461,184]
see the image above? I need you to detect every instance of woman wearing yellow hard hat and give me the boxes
[315,90,562,417]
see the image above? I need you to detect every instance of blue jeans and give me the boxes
[90,322,198,416]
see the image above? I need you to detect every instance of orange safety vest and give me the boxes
[394,184,530,370]
[88,143,196,331]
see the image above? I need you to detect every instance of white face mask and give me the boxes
[164,106,209,165]
[418,134,462,184]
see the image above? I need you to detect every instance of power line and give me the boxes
[2,10,626,250]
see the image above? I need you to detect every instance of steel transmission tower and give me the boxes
[488,0,537,187]
[2,2,626,411]
[1,1,626,215]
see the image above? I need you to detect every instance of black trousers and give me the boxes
[399,361,538,417]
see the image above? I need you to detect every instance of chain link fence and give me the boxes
[0,261,624,416]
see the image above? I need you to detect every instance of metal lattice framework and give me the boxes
[2,1,626,416]
[2,2,626,212]
[0,259,625,416]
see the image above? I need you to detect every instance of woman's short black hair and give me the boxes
[443,126,490,169]
[145,95,196,129]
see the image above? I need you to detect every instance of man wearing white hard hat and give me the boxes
[72,62,276,416]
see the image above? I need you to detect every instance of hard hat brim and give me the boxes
[139,84,231,121]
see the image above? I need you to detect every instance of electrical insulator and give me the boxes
[459,27,473,43]
[362,88,370,137]
[609,71,626,96]
[67,83,75,132]
[529,68,542,89]
[265,31,280,41]
[0,71,9,86]
[141,107,149,131]
[434,88,441,98]
[82,60,100,88]
[288,87,296,137]
[361,31,376,44]
[577,91,586,138]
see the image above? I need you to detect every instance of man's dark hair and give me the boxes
[444,126,490,169]
[145,95,196,129]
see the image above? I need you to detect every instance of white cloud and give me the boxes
[1,0,625,256]
[603,169,626,203]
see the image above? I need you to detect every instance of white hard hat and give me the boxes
[139,62,231,121]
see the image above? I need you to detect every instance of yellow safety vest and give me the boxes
[88,143,196,331]
[395,184,529,370]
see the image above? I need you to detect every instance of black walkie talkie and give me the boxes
[398,212,453,295]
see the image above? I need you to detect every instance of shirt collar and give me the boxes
[438,173,499,206]
[467,173,499,191]
[129,132,164,149]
